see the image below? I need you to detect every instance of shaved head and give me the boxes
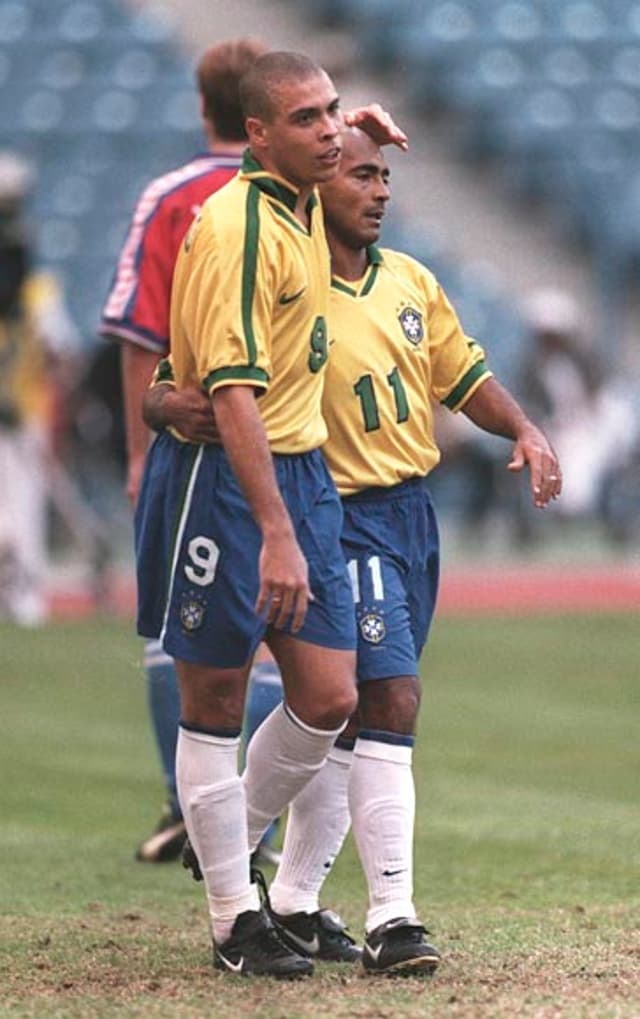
[337,125,382,161]
[239,51,327,122]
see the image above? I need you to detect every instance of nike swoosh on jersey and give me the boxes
[278,287,306,305]
[216,950,244,973]
[281,929,320,955]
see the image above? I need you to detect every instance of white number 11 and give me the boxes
[347,555,384,604]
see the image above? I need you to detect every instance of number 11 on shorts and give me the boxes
[348,555,384,604]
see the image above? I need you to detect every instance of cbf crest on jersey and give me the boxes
[398,306,424,346]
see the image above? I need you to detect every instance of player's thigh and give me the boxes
[342,483,439,682]
[277,450,357,654]
[159,444,266,668]
[406,495,440,661]
[267,630,357,729]
[343,539,418,681]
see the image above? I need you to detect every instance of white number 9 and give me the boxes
[184,536,220,587]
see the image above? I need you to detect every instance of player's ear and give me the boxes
[245,116,268,151]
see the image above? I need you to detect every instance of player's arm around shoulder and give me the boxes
[461,376,562,508]
[143,380,218,445]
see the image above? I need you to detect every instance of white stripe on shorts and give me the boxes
[144,638,173,669]
[159,445,204,646]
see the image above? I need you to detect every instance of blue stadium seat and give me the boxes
[553,1,612,40]
[0,0,32,41]
[491,1,545,43]
[0,0,200,347]
[609,43,640,88]
[38,216,84,262]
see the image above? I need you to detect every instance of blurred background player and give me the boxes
[99,38,284,865]
[515,288,638,545]
[0,151,84,626]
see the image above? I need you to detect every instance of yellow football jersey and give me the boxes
[169,151,331,454]
[322,246,492,495]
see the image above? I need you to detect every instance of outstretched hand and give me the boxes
[344,103,408,150]
[508,424,562,508]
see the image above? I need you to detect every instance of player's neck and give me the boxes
[207,138,246,155]
[327,235,368,281]
[247,148,314,227]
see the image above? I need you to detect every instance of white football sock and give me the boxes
[349,734,416,932]
[269,745,353,916]
[243,702,346,854]
[176,726,259,944]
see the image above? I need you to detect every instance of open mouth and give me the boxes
[318,146,341,165]
[365,208,385,225]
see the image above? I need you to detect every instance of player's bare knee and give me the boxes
[303,683,358,730]
[176,660,248,729]
[326,693,359,730]
[359,675,420,735]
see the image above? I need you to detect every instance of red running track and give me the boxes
[48,564,640,620]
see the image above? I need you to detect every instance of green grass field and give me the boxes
[1,614,638,1018]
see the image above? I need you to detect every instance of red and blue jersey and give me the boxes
[99,151,242,354]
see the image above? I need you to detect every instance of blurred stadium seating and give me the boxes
[3,8,636,394]
[0,0,533,380]
[0,0,202,344]
[300,0,640,292]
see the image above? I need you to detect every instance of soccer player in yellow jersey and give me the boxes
[146,125,561,976]
[135,53,408,978]
[261,127,561,975]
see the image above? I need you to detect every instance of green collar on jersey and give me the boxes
[367,244,383,267]
[331,245,383,297]
[241,149,318,216]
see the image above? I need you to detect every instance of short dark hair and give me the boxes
[196,38,268,141]
[239,51,325,122]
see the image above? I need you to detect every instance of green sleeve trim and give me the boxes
[204,366,269,391]
[442,361,490,410]
[241,185,260,366]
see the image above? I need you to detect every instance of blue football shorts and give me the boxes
[340,475,440,682]
[135,433,356,668]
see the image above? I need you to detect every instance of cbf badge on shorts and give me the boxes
[359,609,386,645]
[398,305,424,346]
[180,593,206,632]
